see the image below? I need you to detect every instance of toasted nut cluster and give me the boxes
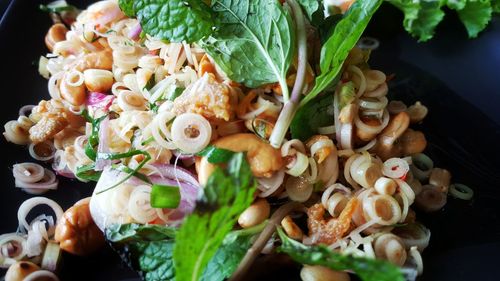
[238,199,270,228]
[55,198,104,256]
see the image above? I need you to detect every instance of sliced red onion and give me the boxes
[128,23,142,40]
[86,92,115,111]
[29,141,56,162]
[258,169,285,198]
[13,163,44,183]
[19,105,36,117]
[52,151,76,179]
[95,117,111,171]
[172,150,195,160]
[150,163,199,187]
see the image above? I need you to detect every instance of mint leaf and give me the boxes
[387,0,445,42]
[106,223,177,242]
[202,0,294,94]
[297,0,322,22]
[456,0,493,38]
[291,93,334,141]
[300,0,383,107]
[134,240,176,281]
[446,0,466,10]
[118,0,136,17]
[277,228,405,281]
[134,0,216,43]
[173,152,257,281]
[196,146,236,164]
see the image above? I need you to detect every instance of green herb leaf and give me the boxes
[388,0,445,42]
[134,0,216,43]
[277,228,405,281]
[196,146,236,164]
[291,92,334,141]
[75,164,102,182]
[106,223,177,243]
[456,0,493,38]
[173,152,256,281]
[300,0,383,107]
[150,184,181,209]
[202,0,294,96]
[166,87,185,101]
[296,0,322,22]
[118,0,136,17]
[493,0,500,12]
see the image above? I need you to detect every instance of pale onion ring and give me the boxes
[29,141,56,162]
[257,169,285,198]
[363,194,402,225]
[13,163,45,183]
[383,158,410,179]
[363,82,388,98]
[171,113,212,154]
[449,183,474,200]
[17,197,64,232]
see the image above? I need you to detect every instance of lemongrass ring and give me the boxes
[24,270,60,281]
[449,183,474,200]
[13,163,45,183]
[357,36,380,50]
[363,194,402,225]
[348,65,366,98]
[354,139,377,153]
[363,82,388,98]
[310,139,334,159]
[17,197,64,232]
[395,179,415,204]
[281,139,307,156]
[258,169,285,198]
[410,153,434,181]
[286,152,309,177]
[306,157,318,184]
[65,70,85,87]
[171,113,212,154]
[117,90,147,111]
[383,158,410,179]
[410,246,424,275]
[354,109,389,135]
[128,185,157,223]
[29,141,56,162]
[415,185,447,212]
[359,96,388,110]
[0,234,26,263]
[344,154,361,189]
[48,72,64,100]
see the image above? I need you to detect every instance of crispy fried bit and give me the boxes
[307,198,358,245]
[306,135,333,164]
[173,73,236,121]
[29,114,68,144]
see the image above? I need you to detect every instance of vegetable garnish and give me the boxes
[196,146,235,164]
[150,184,181,209]
[173,152,256,281]
[277,228,405,281]
[75,163,102,182]
[81,110,108,161]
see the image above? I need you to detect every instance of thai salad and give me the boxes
[2,0,491,280]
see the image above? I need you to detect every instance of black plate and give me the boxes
[1,1,499,281]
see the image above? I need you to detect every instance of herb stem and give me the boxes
[269,0,308,148]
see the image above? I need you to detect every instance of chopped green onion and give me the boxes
[114,165,151,184]
[141,136,155,146]
[166,87,185,101]
[449,183,474,200]
[197,146,236,164]
[150,184,181,208]
[76,164,102,182]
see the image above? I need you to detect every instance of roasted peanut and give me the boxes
[83,69,114,92]
[197,133,283,185]
[374,233,407,266]
[238,199,270,228]
[399,129,427,155]
[300,265,350,281]
[60,71,86,106]
[371,112,410,160]
[429,168,451,193]
[55,197,104,256]
[281,215,303,240]
[45,23,68,52]
[5,261,40,281]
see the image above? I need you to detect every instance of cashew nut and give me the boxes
[83,69,114,93]
[45,23,68,52]
[238,198,270,228]
[54,197,104,256]
[197,133,283,185]
[300,265,350,281]
[5,261,40,281]
[373,233,407,266]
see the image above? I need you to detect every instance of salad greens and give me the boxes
[173,152,256,281]
[106,152,257,281]
[277,228,405,281]
[202,0,295,96]
[196,146,236,164]
[388,0,497,41]
[150,184,181,209]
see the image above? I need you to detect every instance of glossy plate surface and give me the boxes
[1,1,499,280]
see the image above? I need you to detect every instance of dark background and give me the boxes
[1,1,499,280]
